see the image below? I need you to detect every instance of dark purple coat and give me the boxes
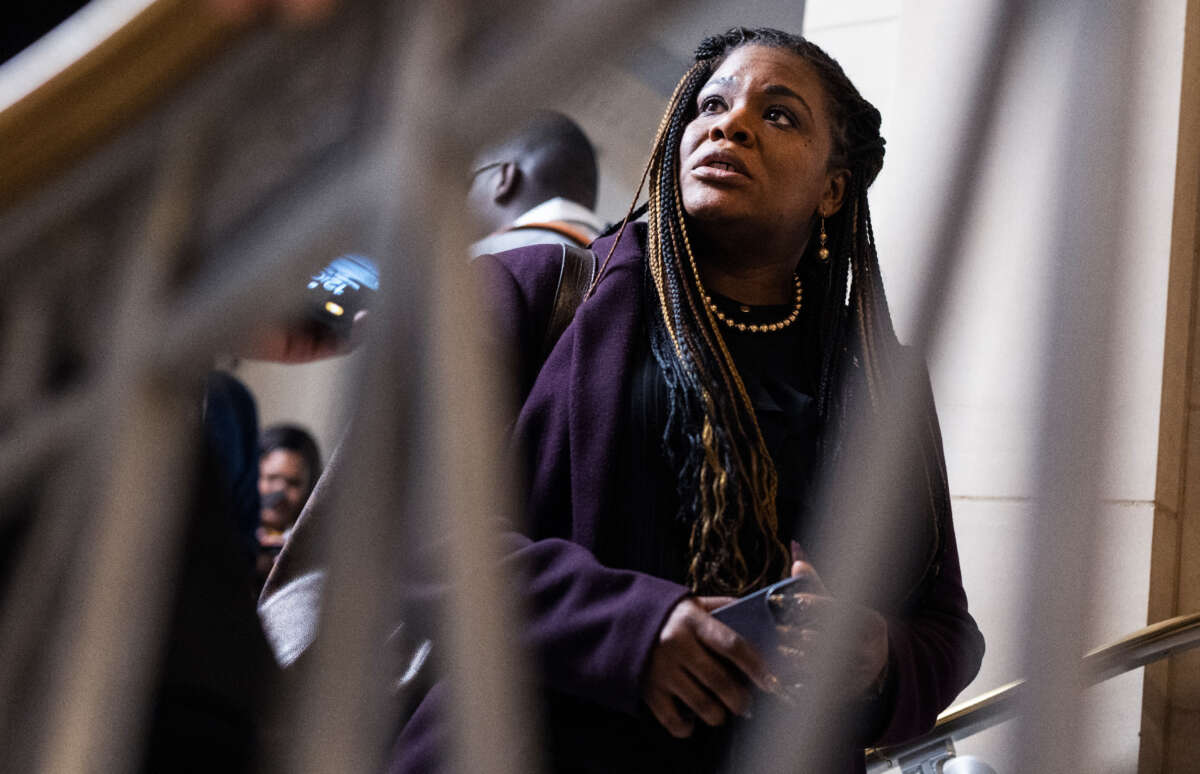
[390,225,984,773]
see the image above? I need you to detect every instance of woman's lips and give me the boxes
[692,164,749,182]
[693,152,750,181]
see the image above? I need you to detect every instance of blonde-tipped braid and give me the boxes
[634,59,792,594]
[588,57,788,594]
[669,183,789,593]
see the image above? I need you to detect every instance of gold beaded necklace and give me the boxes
[701,274,803,333]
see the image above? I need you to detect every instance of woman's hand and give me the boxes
[775,558,889,699]
[643,596,778,738]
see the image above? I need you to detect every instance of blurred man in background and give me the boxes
[468,110,606,256]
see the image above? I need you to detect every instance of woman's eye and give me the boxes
[765,107,795,126]
[699,96,725,113]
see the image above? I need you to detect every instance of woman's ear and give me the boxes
[821,168,850,216]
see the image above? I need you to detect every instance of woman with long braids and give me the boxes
[389,26,984,774]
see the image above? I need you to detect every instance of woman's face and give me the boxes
[679,45,847,245]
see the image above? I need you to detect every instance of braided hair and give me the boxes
[595,28,899,596]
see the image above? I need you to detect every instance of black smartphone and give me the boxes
[304,254,379,338]
[711,575,814,656]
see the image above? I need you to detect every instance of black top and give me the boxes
[624,289,824,585]
[597,290,825,773]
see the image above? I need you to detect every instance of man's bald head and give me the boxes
[468,111,598,235]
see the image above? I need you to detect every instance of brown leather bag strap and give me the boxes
[541,243,597,361]
[506,219,594,247]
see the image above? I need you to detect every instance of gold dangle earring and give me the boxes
[817,214,829,261]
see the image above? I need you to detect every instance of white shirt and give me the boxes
[470,197,607,258]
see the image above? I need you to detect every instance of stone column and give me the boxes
[1140,1,1200,770]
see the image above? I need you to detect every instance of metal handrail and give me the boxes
[865,611,1200,771]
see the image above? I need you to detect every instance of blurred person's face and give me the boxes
[258,449,311,532]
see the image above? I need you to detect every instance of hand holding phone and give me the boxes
[715,560,890,700]
[304,254,379,339]
[234,254,378,363]
[711,574,816,657]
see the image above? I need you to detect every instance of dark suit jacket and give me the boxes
[387,224,984,773]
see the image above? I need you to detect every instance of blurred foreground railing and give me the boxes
[866,612,1200,773]
[0,1,687,772]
